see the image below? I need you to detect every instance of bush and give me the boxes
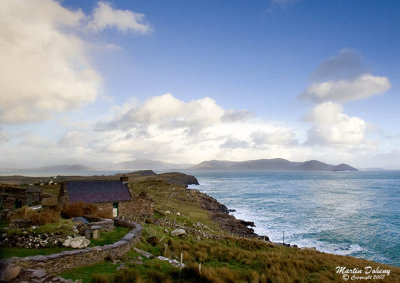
[12,206,60,225]
[61,202,111,219]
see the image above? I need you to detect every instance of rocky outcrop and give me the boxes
[157,172,199,187]
[193,189,257,237]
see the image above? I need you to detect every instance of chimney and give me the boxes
[120,175,129,184]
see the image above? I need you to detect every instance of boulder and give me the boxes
[133,248,153,259]
[63,236,90,249]
[171,229,185,237]
[0,262,21,282]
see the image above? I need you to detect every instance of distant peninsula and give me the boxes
[192,158,358,171]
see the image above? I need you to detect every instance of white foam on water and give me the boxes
[291,238,364,256]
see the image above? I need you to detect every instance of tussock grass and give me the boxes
[61,202,111,219]
[12,206,61,225]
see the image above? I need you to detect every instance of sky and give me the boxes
[0,0,399,169]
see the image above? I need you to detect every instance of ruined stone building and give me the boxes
[0,185,42,210]
[58,177,153,219]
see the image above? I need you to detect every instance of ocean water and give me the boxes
[185,170,400,267]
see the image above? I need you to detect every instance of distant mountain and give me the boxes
[39,164,92,171]
[112,159,192,170]
[192,158,358,171]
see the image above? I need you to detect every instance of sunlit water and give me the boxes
[185,170,400,267]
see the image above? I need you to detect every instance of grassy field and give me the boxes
[59,176,400,283]
[90,226,131,247]
[0,247,73,259]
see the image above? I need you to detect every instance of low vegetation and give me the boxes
[61,202,111,219]
[11,206,60,225]
[3,174,400,282]
[61,176,400,283]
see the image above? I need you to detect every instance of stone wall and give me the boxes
[94,193,153,220]
[7,219,141,274]
[93,202,113,218]
[119,193,153,219]
[89,218,114,232]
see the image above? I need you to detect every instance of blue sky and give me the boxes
[0,0,399,168]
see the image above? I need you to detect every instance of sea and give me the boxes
[185,170,400,267]
[2,169,399,267]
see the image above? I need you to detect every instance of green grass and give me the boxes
[0,247,72,259]
[60,262,117,283]
[5,219,74,236]
[34,219,75,235]
[89,226,131,247]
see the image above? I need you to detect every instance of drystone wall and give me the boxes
[7,219,141,274]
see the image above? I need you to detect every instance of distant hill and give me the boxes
[112,159,192,170]
[192,158,358,171]
[39,164,92,171]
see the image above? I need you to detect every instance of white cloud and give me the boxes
[0,0,101,123]
[220,138,249,149]
[310,48,367,82]
[87,2,152,34]
[250,130,297,146]
[306,102,366,146]
[97,93,248,131]
[93,93,303,163]
[0,0,152,125]
[0,128,8,143]
[300,49,391,104]
[300,74,390,103]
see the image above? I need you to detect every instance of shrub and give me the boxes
[11,206,60,225]
[61,202,111,219]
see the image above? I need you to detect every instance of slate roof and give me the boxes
[65,180,132,203]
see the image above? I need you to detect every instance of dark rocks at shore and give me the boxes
[239,220,255,227]
[211,213,256,237]
[195,190,258,237]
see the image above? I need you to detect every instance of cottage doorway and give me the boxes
[113,202,119,217]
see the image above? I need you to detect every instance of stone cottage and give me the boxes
[58,177,153,219]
